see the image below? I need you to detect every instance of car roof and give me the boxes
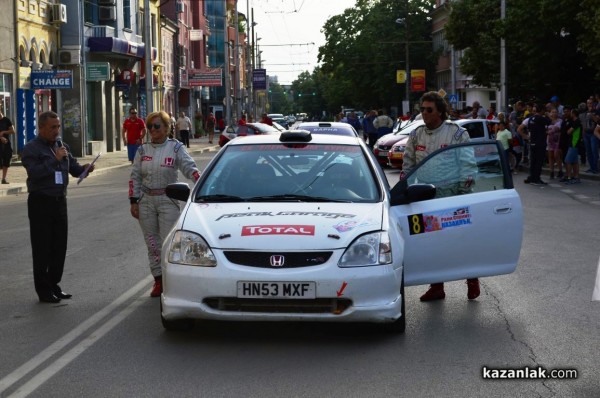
[225,130,363,146]
[297,122,359,137]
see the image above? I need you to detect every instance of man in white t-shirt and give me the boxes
[176,111,192,148]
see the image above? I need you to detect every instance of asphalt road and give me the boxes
[0,152,598,397]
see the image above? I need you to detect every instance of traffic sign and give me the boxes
[448,94,458,104]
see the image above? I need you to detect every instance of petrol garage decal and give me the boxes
[242,225,316,236]
[407,206,472,235]
[216,211,355,221]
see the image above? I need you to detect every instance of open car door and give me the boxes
[390,141,523,286]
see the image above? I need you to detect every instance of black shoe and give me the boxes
[538,179,548,185]
[524,178,532,184]
[54,291,72,299]
[39,293,61,303]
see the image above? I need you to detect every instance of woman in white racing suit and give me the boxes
[129,111,200,297]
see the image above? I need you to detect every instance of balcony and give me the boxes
[91,25,116,38]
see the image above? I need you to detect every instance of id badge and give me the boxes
[55,171,63,185]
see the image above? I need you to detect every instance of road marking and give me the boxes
[0,276,152,396]
[593,255,600,302]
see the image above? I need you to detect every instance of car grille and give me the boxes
[378,144,392,150]
[204,297,352,314]
[223,251,332,268]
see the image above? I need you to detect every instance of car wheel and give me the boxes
[160,301,194,331]
[382,271,406,333]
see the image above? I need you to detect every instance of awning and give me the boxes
[87,37,157,61]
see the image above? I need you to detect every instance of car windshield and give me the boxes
[196,143,380,202]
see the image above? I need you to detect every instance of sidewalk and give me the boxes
[0,137,219,197]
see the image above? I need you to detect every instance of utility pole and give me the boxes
[143,0,153,115]
[500,0,507,113]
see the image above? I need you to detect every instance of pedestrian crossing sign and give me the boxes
[448,94,458,104]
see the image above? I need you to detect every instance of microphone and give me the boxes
[56,138,66,159]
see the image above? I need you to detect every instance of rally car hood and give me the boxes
[181,202,384,250]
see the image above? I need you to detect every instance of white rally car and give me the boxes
[161,130,523,333]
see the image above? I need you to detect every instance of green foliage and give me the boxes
[291,0,436,116]
[444,0,600,104]
[267,83,291,114]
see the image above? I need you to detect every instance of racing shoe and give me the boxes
[150,276,163,297]
[420,283,445,301]
[467,278,480,300]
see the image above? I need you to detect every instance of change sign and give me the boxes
[31,70,73,89]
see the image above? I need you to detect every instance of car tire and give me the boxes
[381,271,406,334]
[160,301,194,331]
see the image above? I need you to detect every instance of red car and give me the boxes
[373,120,424,167]
[387,134,410,168]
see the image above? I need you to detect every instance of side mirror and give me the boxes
[166,182,191,202]
[390,181,436,205]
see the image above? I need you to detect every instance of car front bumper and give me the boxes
[161,257,404,324]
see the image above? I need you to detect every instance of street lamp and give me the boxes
[396,17,410,115]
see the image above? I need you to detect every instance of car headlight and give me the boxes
[338,232,392,267]
[393,146,405,153]
[167,230,217,267]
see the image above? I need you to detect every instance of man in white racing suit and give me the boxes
[400,91,480,302]
[129,111,200,297]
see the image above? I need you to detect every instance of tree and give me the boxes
[316,0,436,114]
[444,0,600,104]
[267,83,291,115]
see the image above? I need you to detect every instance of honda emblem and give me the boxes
[270,255,285,267]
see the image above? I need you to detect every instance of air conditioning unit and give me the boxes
[51,4,67,24]
[176,1,185,13]
[58,49,80,65]
[99,6,116,21]
[98,0,116,4]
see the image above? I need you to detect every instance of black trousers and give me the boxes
[529,143,546,182]
[180,130,190,147]
[28,193,68,296]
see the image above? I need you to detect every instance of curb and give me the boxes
[0,145,219,198]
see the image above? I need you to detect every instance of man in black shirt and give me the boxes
[21,111,95,303]
[518,104,551,185]
[0,111,15,184]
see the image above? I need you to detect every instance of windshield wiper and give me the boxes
[196,194,246,202]
[247,194,350,203]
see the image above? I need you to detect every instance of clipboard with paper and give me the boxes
[77,152,101,185]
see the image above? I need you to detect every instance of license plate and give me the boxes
[378,150,389,157]
[237,281,316,299]
[390,152,403,159]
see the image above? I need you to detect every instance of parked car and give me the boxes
[297,121,360,137]
[218,122,282,147]
[373,119,424,167]
[268,113,289,129]
[385,118,500,169]
[160,130,523,333]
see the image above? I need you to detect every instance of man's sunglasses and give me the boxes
[149,123,163,130]
[420,106,435,113]
[130,112,137,114]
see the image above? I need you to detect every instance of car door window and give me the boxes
[406,142,508,198]
[462,121,484,139]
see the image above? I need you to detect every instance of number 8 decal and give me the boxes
[408,213,424,235]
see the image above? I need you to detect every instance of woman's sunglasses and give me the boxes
[420,107,435,113]
[149,123,163,130]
